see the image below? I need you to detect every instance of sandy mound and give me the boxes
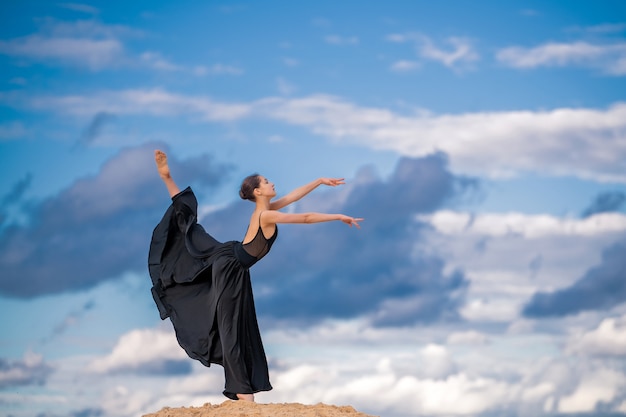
[143,401,379,417]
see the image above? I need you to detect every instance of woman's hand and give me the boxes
[320,178,345,187]
[340,215,364,228]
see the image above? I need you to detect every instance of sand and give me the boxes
[143,401,379,417]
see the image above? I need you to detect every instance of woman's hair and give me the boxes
[239,173,261,201]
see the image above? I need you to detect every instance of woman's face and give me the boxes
[256,176,276,198]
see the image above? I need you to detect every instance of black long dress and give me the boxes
[148,187,277,399]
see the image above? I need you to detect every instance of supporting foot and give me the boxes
[237,393,255,402]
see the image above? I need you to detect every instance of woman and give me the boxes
[148,150,362,402]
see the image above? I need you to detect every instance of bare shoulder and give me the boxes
[261,209,280,223]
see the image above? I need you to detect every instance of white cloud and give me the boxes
[0,351,53,389]
[260,350,520,417]
[574,23,626,34]
[139,52,181,72]
[419,211,626,238]
[567,315,626,356]
[265,318,431,346]
[558,368,626,412]
[273,364,328,390]
[99,382,221,417]
[0,35,124,70]
[8,89,626,182]
[0,121,28,140]
[460,292,525,323]
[333,371,513,416]
[414,210,625,326]
[270,354,626,416]
[0,392,68,407]
[263,331,626,416]
[270,364,336,404]
[0,19,143,70]
[100,385,155,417]
[268,336,625,417]
[258,96,626,182]
[58,3,100,15]
[390,59,421,72]
[421,36,479,68]
[387,32,479,70]
[418,344,456,379]
[51,353,225,417]
[447,330,489,345]
[24,318,626,417]
[497,41,626,75]
[25,88,251,121]
[87,327,187,373]
[40,18,141,39]
[137,54,227,77]
[497,41,601,65]
[0,19,208,74]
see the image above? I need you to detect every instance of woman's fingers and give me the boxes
[344,217,364,228]
[322,177,346,186]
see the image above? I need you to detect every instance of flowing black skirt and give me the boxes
[148,187,272,399]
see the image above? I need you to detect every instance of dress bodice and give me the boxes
[242,216,278,261]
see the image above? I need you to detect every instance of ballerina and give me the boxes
[148,150,362,402]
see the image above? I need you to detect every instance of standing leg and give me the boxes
[216,279,254,400]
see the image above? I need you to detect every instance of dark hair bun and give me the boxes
[239,173,261,202]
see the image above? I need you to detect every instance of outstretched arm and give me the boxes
[270,177,345,210]
[263,210,363,228]
[154,150,181,198]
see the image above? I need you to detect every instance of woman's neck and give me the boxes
[255,197,271,211]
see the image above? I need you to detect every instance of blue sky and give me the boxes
[1,1,626,417]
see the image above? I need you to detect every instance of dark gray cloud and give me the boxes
[206,153,474,326]
[41,300,96,343]
[529,254,543,278]
[581,191,626,218]
[32,408,104,417]
[1,173,32,206]
[132,359,192,376]
[523,239,626,317]
[76,112,115,148]
[0,353,53,389]
[0,142,231,298]
[70,409,104,417]
[0,145,473,326]
[0,173,33,229]
[524,190,626,317]
[107,359,192,376]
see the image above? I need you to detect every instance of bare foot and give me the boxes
[237,393,254,402]
[154,150,171,179]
